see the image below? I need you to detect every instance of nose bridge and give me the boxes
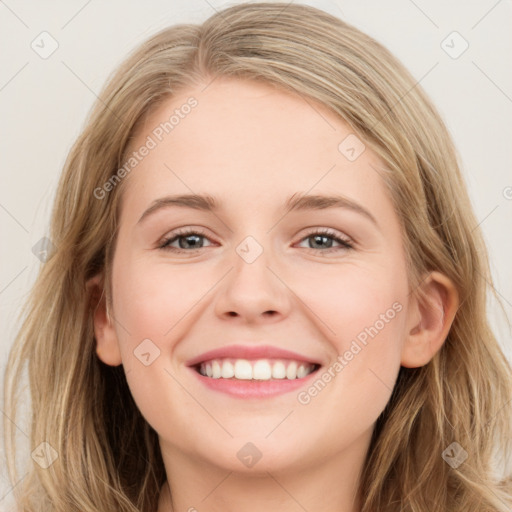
[214,231,290,320]
[231,233,276,294]
[235,234,267,267]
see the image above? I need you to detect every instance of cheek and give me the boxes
[112,255,211,344]
[291,262,407,411]
[110,256,210,435]
[291,261,406,349]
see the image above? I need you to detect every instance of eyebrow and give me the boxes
[137,192,379,228]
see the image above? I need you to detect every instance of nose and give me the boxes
[214,239,292,324]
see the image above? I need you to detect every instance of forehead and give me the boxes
[120,77,393,223]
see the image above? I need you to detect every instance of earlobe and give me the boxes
[401,271,459,368]
[86,274,123,367]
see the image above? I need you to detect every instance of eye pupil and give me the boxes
[310,235,332,249]
[180,234,203,249]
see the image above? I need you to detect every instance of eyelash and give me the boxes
[158,227,354,255]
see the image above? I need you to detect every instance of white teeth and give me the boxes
[198,358,316,381]
[286,361,297,379]
[221,361,234,379]
[253,360,272,380]
[297,365,308,378]
[234,360,252,380]
[212,360,221,379]
[271,361,286,379]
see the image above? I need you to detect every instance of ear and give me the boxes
[86,274,123,366]
[401,271,459,368]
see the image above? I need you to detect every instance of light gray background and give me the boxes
[1,0,511,507]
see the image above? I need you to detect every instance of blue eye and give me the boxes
[158,228,354,254]
[158,228,212,252]
[296,229,354,252]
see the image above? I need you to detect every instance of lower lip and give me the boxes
[189,367,320,398]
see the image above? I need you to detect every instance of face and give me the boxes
[98,77,414,475]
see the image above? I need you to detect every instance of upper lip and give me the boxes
[186,344,322,367]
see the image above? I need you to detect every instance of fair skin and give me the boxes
[88,77,459,512]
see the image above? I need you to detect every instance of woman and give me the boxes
[3,2,511,511]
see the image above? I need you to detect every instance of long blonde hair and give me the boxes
[3,2,511,511]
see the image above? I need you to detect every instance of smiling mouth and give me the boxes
[194,358,320,381]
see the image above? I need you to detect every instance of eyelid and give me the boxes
[300,226,353,243]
